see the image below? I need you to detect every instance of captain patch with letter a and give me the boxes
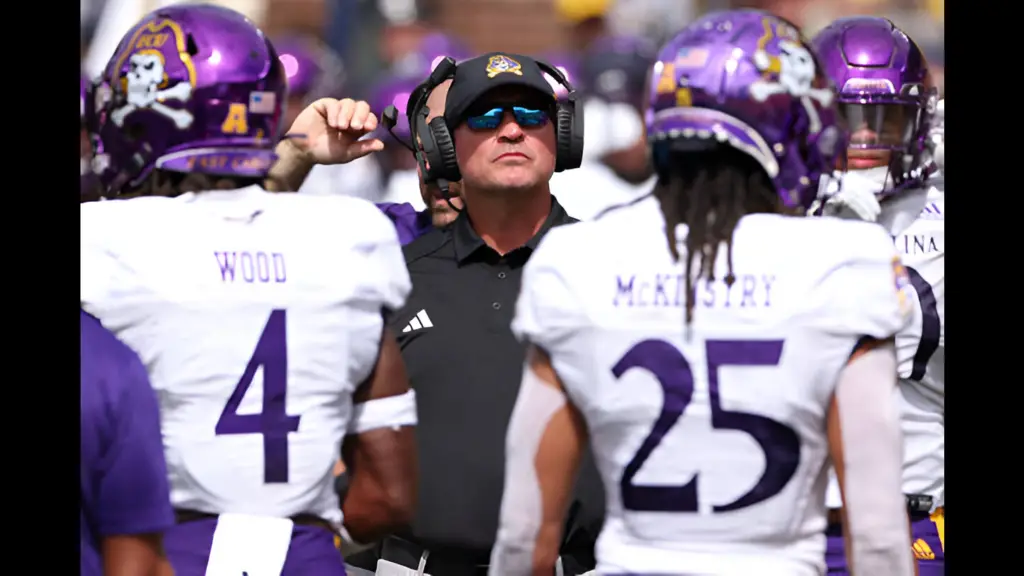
[891,255,911,316]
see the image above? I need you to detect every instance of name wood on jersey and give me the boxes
[214,251,287,283]
[614,273,776,309]
[892,234,941,256]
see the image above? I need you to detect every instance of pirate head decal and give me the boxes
[109,18,197,130]
[748,17,833,133]
[486,55,523,78]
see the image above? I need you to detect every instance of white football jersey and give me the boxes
[298,156,383,200]
[890,177,944,507]
[550,98,653,221]
[513,197,911,575]
[379,169,427,211]
[80,186,411,526]
[825,175,945,511]
[550,164,653,221]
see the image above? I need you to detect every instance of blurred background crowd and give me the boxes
[80,0,944,108]
[79,0,943,212]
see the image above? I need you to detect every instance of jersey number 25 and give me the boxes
[215,309,301,483]
[612,339,800,513]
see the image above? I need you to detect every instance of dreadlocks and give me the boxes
[652,144,778,326]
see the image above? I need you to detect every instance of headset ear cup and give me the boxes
[554,105,576,172]
[427,116,461,182]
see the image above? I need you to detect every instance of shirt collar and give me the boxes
[452,196,572,263]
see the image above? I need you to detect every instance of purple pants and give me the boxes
[825,508,944,575]
[163,517,347,576]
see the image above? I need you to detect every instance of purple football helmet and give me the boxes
[646,10,844,211]
[369,74,421,145]
[85,4,288,197]
[812,17,936,189]
[580,35,657,107]
[537,52,581,101]
[274,35,346,101]
[393,32,473,77]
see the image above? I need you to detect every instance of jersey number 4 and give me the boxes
[612,339,800,513]
[215,309,301,483]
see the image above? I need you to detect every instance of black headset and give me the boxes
[383,55,585,188]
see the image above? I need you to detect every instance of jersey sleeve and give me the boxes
[810,224,913,340]
[352,204,412,313]
[88,316,176,536]
[512,227,588,352]
[80,203,135,317]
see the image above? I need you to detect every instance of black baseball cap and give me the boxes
[444,52,556,129]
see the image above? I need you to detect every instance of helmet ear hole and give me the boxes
[186,34,199,56]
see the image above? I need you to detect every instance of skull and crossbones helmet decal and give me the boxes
[749,21,834,134]
[112,49,195,129]
[645,10,845,212]
[85,4,289,199]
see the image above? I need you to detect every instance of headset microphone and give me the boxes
[381,105,416,153]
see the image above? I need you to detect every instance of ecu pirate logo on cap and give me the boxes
[486,55,523,78]
[109,17,198,130]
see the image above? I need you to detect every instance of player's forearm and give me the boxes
[834,342,914,576]
[490,521,561,576]
[102,534,173,576]
[266,138,315,192]
[341,427,417,542]
[492,353,581,576]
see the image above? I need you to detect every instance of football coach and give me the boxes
[377,52,604,575]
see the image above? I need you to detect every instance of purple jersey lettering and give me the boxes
[613,273,776,309]
[612,338,799,519]
[214,251,287,283]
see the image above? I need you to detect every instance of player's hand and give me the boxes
[822,183,882,222]
[285,98,385,165]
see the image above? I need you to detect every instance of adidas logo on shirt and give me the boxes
[401,310,433,333]
[912,538,935,560]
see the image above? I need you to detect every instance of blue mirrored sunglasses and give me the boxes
[465,106,549,130]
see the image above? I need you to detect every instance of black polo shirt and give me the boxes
[388,196,605,559]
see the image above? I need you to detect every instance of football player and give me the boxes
[549,35,656,220]
[491,11,915,576]
[81,309,175,576]
[81,5,417,575]
[813,16,945,575]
